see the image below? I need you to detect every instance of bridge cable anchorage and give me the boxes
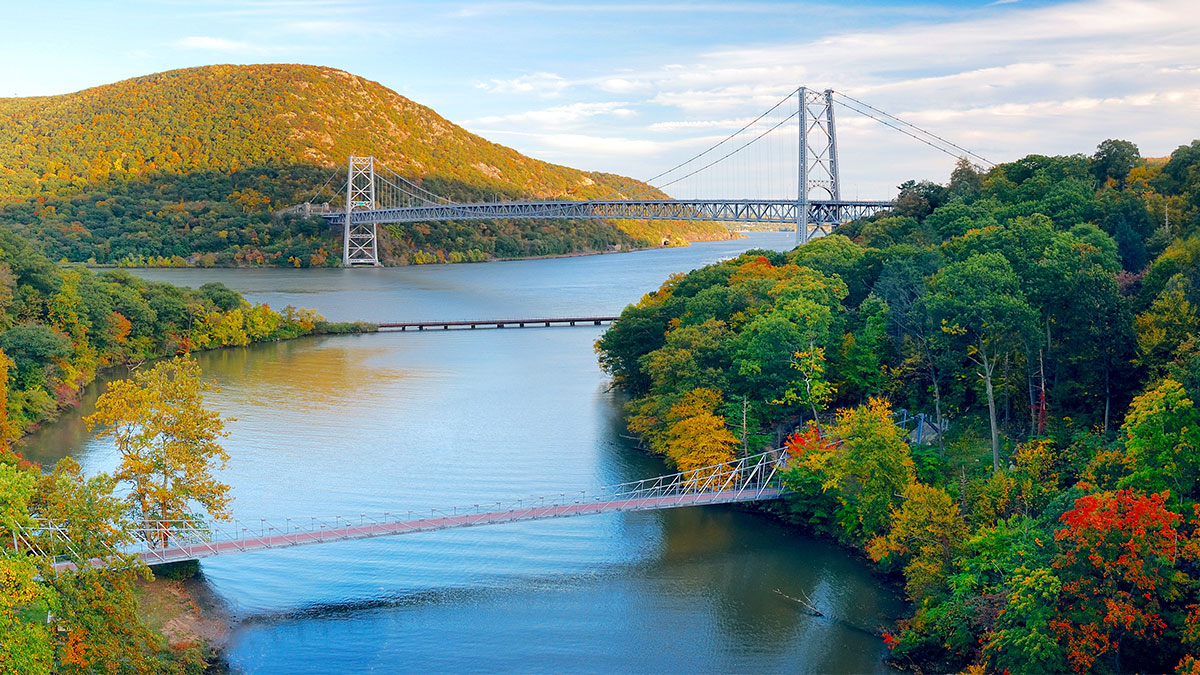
[22,448,792,570]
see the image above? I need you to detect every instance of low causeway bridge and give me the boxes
[377,316,617,330]
[19,448,788,571]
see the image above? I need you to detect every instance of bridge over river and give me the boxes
[21,447,788,572]
[287,87,992,265]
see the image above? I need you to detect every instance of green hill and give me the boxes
[0,64,730,266]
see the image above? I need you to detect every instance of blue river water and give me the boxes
[22,233,903,673]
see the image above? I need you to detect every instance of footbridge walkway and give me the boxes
[19,448,788,572]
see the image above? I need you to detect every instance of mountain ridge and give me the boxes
[0,63,730,266]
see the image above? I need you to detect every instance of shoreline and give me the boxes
[14,324,375,452]
[136,571,235,673]
[64,231,746,270]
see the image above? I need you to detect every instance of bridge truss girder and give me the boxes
[22,447,789,570]
[322,198,890,240]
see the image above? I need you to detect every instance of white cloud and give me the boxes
[467,102,637,129]
[467,0,1200,195]
[478,72,570,97]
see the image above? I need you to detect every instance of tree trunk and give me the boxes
[1103,365,1111,434]
[980,344,1001,472]
[932,372,945,458]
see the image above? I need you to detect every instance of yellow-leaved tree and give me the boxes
[86,357,231,545]
[664,388,740,479]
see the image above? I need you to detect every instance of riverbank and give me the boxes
[13,320,376,450]
[72,230,744,270]
[31,234,902,672]
[135,572,233,673]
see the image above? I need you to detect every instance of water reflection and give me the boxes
[24,235,902,673]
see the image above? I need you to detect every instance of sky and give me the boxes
[2,0,1198,198]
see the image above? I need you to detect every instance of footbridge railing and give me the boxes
[17,447,790,571]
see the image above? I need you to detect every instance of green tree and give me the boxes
[796,398,915,541]
[985,567,1067,673]
[1092,138,1141,186]
[927,253,1037,470]
[1120,378,1200,508]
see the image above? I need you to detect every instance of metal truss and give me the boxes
[20,448,789,571]
[321,198,889,238]
[343,155,380,266]
[19,410,935,572]
[797,88,842,245]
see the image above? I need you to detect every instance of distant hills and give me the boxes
[0,64,730,266]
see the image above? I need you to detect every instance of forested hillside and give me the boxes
[0,228,365,445]
[598,138,1200,673]
[0,64,729,266]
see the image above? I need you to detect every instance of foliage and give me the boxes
[1121,378,1200,507]
[600,135,1200,672]
[786,399,915,542]
[86,357,231,530]
[662,388,740,475]
[0,230,352,442]
[868,481,967,602]
[0,64,729,266]
[1052,490,1184,672]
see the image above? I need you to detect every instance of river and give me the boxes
[21,233,903,673]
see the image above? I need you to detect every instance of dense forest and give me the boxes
[598,138,1200,673]
[0,64,729,266]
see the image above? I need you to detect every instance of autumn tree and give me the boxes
[1052,490,1184,673]
[868,481,967,602]
[663,388,740,476]
[30,458,191,674]
[1135,274,1199,376]
[795,398,915,541]
[0,460,52,675]
[86,357,231,540]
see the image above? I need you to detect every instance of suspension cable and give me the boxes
[304,166,344,204]
[375,160,454,205]
[595,86,802,200]
[833,91,994,167]
[648,110,800,195]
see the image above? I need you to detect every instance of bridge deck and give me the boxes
[316,198,890,227]
[377,316,617,331]
[51,487,783,571]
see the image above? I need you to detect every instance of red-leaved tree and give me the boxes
[1051,489,1182,672]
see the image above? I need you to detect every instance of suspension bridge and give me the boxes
[19,448,787,572]
[291,87,992,265]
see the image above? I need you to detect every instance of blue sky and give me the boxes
[2,0,1197,197]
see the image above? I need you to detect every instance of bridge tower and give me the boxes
[797,88,841,245]
[343,155,380,266]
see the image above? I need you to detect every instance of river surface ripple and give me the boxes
[23,233,903,673]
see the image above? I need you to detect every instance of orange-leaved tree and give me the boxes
[85,356,231,545]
